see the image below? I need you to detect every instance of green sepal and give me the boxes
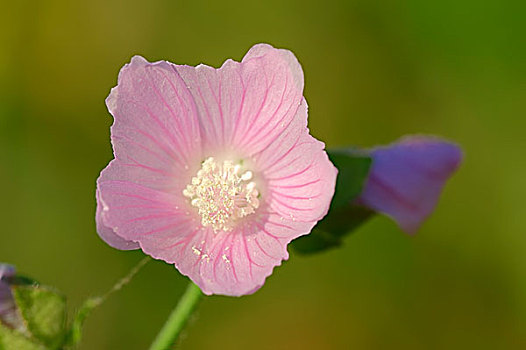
[0,323,46,350]
[12,285,66,349]
[291,149,374,254]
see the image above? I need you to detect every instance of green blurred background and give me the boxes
[1,0,525,348]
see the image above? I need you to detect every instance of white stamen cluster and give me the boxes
[183,157,259,232]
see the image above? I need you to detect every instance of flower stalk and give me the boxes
[149,282,203,350]
[66,256,150,347]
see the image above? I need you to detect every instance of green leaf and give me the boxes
[0,323,46,350]
[12,285,66,349]
[291,149,374,254]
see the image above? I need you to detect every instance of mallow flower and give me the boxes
[96,44,337,296]
[356,136,462,234]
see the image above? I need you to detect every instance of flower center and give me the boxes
[183,157,260,232]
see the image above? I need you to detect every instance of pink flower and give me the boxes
[356,136,462,234]
[96,44,337,296]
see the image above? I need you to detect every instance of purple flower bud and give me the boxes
[356,136,462,234]
[0,264,24,330]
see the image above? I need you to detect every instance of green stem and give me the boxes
[149,281,203,350]
[66,256,150,348]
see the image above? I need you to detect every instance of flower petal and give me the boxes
[0,281,16,326]
[357,136,463,234]
[256,100,338,222]
[97,162,190,244]
[0,265,14,280]
[174,43,304,156]
[97,56,205,250]
[0,264,22,330]
[107,55,202,187]
[95,188,139,250]
[164,211,316,296]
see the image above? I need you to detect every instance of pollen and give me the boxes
[183,157,260,232]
